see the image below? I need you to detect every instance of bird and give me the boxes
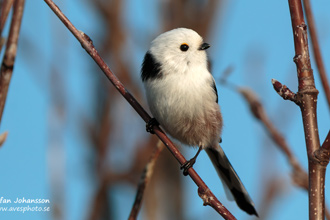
[140,27,258,216]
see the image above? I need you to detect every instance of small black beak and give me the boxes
[199,42,210,50]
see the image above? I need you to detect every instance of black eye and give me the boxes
[180,43,189,52]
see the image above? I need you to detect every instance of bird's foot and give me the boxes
[180,146,203,176]
[146,118,159,134]
[180,158,197,176]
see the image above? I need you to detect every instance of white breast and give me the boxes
[144,67,222,148]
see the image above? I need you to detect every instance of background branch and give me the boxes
[0,131,8,147]
[0,0,15,50]
[302,0,330,112]
[238,86,330,219]
[0,0,25,125]
[128,141,164,220]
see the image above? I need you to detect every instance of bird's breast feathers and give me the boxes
[144,68,220,142]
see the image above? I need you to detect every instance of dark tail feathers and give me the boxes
[205,146,258,216]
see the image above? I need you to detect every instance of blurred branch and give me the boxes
[0,0,15,50]
[238,88,304,173]
[220,77,309,190]
[43,0,236,219]
[302,0,330,112]
[257,177,286,220]
[0,131,8,147]
[0,0,14,32]
[93,0,142,99]
[87,1,139,218]
[88,138,160,220]
[128,141,164,220]
[88,176,111,220]
[0,0,24,126]
[163,0,221,37]
[220,73,330,218]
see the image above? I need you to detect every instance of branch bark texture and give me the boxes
[43,0,236,219]
[302,0,330,112]
[281,1,327,219]
[0,0,25,125]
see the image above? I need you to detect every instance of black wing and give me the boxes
[141,51,162,82]
[212,80,219,103]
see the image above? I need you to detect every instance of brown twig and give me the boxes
[273,1,327,219]
[240,85,330,218]
[302,0,330,112]
[128,141,164,220]
[43,0,236,219]
[322,130,330,150]
[257,177,287,220]
[0,0,25,126]
[0,0,15,34]
[239,88,300,165]
[0,131,8,147]
[222,76,330,218]
[238,86,310,190]
[0,0,15,51]
[271,79,298,104]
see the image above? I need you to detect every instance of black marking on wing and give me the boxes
[212,80,219,103]
[141,51,162,82]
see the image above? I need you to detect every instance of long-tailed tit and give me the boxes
[141,28,258,216]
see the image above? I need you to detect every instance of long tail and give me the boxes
[205,146,258,216]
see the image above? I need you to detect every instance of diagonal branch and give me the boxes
[238,86,330,219]
[0,0,15,51]
[0,0,15,34]
[0,0,25,126]
[43,0,236,219]
[238,87,304,177]
[0,131,8,147]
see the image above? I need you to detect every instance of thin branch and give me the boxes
[222,76,330,218]
[0,0,15,34]
[0,131,8,147]
[0,0,25,125]
[88,176,109,220]
[271,79,298,104]
[128,141,164,220]
[43,0,236,219]
[257,177,287,220]
[276,1,326,219]
[239,86,310,190]
[1,0,15,51]
[238,88,302,168]
[302,0,330,112]
[322,130,330,150]
[239,86,330,219]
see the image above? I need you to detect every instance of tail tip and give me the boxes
[243,204,259,217]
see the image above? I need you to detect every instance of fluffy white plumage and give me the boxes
[144,28,222,148]
[141,28,258,216]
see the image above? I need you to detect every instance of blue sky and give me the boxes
[0,0,330,220]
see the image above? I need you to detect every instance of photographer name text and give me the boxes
[0,197,50,204]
